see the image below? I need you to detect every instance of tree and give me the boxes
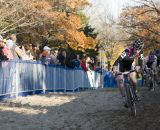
[0,0,98,53]
[0,0,56,34]
[82,24,98,39]
[120,0,160,54]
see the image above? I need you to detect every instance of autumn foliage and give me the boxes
[0,0,97,52]
[120,0,160,54]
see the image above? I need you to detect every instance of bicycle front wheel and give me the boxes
[125,85,137,117]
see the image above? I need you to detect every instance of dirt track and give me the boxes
[0,87,160,130]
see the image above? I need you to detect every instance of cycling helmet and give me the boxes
[133,39,144,50]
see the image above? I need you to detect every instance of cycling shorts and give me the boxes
[119,60,133,72]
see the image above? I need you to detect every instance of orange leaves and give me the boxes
[31,0,52,10]
[52,11,97,51]
[120,2,160,54]
[66,0,90,9]
[0,0,96,53]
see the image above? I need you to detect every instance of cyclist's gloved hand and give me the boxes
[112,66,118,77]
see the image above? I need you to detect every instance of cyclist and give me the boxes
[144,50,158,89]
[112,39,144,107]
[155,49,160,84]
[154,49,160,67]
[144,51,157,70]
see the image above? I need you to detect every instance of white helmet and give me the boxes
[43,46,51,51]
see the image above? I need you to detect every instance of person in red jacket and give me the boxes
[80,56,88,72]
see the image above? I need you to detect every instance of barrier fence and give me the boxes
[0,60,143,99]
[103,71,143,88]
[0,61,102,99]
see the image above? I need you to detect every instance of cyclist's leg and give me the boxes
[142,67,147,87]
[117,74,125,97]
[117,74,129,107]
[129,71,137,91]
[151,62,157,87]
[145,63,153,89]
[129,71,140,100]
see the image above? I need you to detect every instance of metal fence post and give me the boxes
[15,61,19,99]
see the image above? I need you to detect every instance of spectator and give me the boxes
[2,40,14,60]
[57,49,66,66]
[66,52,76,69]
[6,39,24,60]
[86,56,95,70]
[25,43,33,55]
[32,43,40,60]
[21,42,40,61]
[95,62,103,74]
[80,56,88,72]
[50,50,59,65]
[40,46,52,65]
[10,34,18,45]
[0,35,8,61]
[21,44,33,60]
[72,54,81,68]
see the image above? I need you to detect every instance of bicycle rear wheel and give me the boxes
[125,85,136,117]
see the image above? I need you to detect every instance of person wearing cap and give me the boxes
[40,46,52,65]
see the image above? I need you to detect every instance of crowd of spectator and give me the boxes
[0,34,102,72]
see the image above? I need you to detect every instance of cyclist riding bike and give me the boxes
[112,39,144,107]
[144,51,157,70]
[143,51,157,90]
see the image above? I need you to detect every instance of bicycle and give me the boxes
[116,70,137,117]
[143,68,156,91]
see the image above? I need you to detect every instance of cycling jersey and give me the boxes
[145,55,157,67]
[113,47,143,72]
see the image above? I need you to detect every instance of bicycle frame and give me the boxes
[144,68,155,90]
[123,72,137,117]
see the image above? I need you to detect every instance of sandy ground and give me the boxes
[0,87,160,130]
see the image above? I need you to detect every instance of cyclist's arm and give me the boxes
[137,50,144,72]
[113,50,129,66]
[139,51,144,67]
[113,50,130,73]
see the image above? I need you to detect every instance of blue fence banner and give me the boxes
[0,61,102,99]
[103,71,116,88]
[103,71,142,88]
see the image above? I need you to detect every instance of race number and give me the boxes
[121,52,126,59]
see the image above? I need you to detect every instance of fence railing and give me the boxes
[0,60,102,99]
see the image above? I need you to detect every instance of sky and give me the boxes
[85,0,137,20]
